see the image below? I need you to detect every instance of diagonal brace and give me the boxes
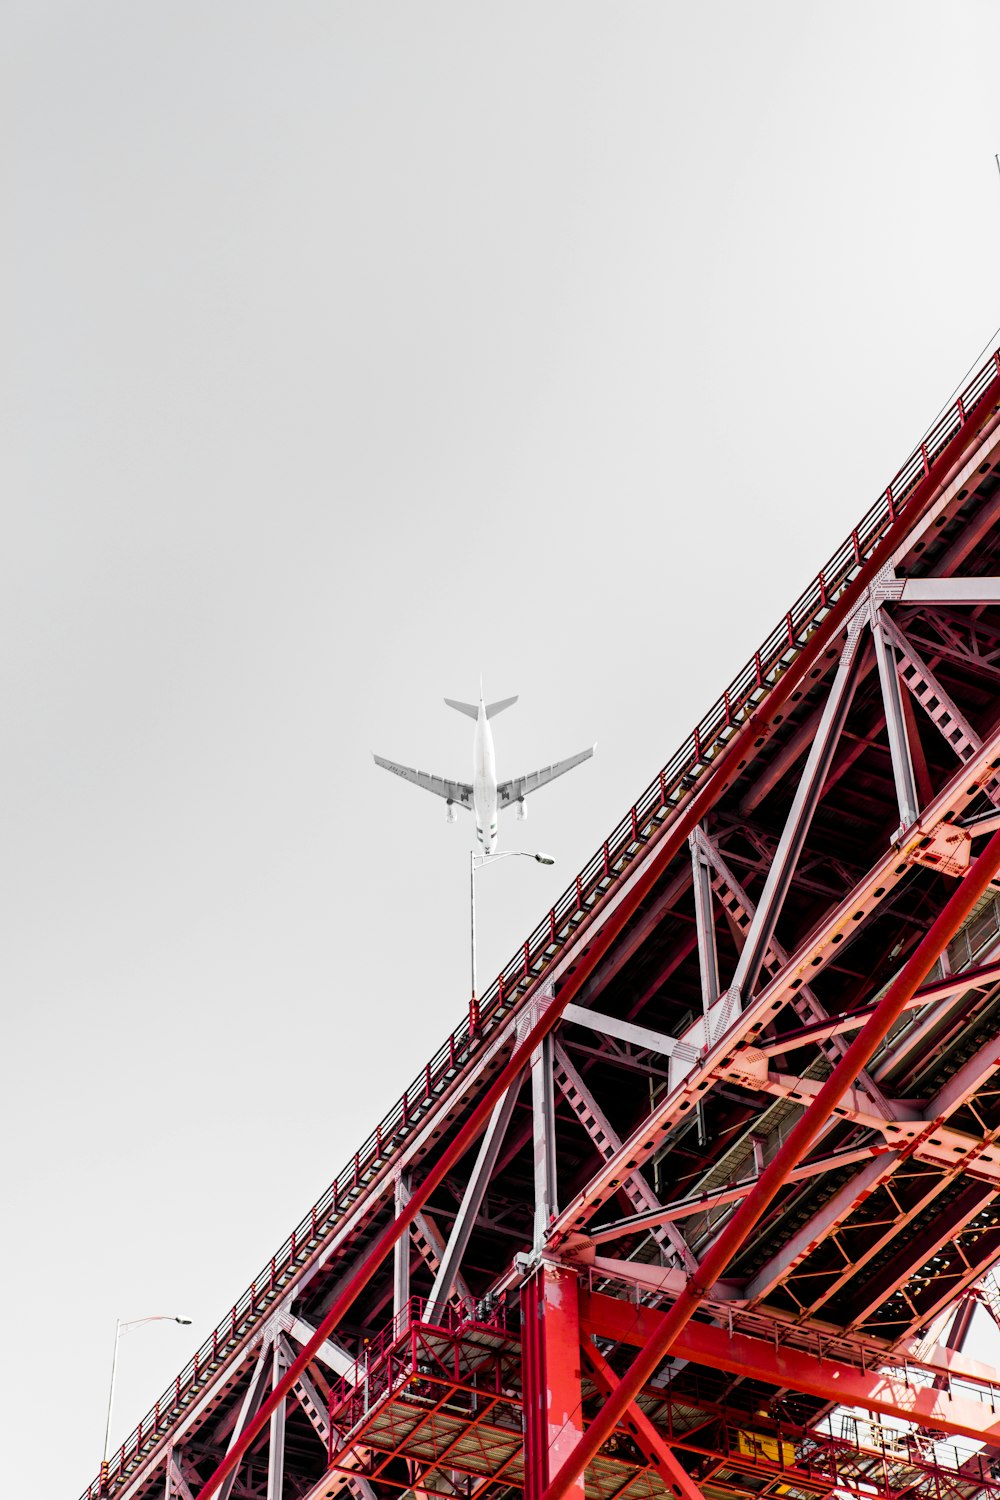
[424,1073,523,1322]
[217,1333,274,1500]
[583,1339,707,1500]
[693,826,893,1116]
[733,619,864,1000]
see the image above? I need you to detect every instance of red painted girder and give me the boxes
[580,1289,1000,1446]
[582,1341,707,1500]
[521,1267,584,1500]
[538,827,1000,1500]
[586,1144,885,1245]
[757,959,1000,1058]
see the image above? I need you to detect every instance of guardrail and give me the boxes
[324,1294,510,1424]
[83,346,1000,1500]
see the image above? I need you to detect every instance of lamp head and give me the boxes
[533,852,555,866]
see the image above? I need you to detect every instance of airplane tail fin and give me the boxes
[485,695,518,720]
[444,698,480,720]
[445,694,518,720]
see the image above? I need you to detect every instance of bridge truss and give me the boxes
[84,347,1000,1500]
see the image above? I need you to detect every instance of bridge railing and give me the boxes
[83,348,1000,1500]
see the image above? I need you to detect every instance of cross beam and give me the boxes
[580,1288,1000,1445]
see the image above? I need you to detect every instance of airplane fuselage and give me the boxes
[473,699,499,853]
[373,688,593,851]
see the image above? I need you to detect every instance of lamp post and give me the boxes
[101,1314,192,1494]
[470,849,555,1005]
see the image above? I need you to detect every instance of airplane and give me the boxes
[373,690,595,855]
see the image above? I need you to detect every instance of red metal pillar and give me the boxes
[521,1265,584,1500]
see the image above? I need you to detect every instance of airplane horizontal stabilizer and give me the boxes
[444,698,479,720]
[373,753,473,807]
[485,695,518,720]
[497,744,596,806]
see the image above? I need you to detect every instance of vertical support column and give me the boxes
[689,831,719,1017]
[521,1265,584,1500]
[393,1171,411,1319]
[689,828,720,1130]
[267,1340,288,1500]
[733,618,864,1000]
[531,1035,558,1248]
[165,1453,197,1500]
[872,608,919,836]
[218,1332,275,1500]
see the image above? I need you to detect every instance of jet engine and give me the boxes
[516,798,528,821]
[445,802,458,823]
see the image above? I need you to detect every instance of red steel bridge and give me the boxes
[85,346,1000,1500]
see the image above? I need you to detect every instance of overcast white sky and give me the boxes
[6,4,1000,1493]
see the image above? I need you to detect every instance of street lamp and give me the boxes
[101,1314,192,1492]
[470,849,555,1004]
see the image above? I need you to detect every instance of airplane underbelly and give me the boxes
[474,780,498,850]
[474,715,499,851]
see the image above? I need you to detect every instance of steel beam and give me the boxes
[424,1076,522,1323]
[266,1340,288,1500]
[733,620,864,1000]
[942,1292,979,1356]
[166,1456,197,1500]
[872,607,920,834]
[286,1316,356,1379]
[899,577,1000,605]
[278,1335,383,1500]
[393,1172,411,1316]
[872,944,1000,1084]
[560,1004,699,1062]
[218,1336,274,1500]
[757,958,1000,1057]
[531,1035,558,1249]
[587,1145,883,1244]
[689,830,719,1015]
[521,1265,584,1500]
[538,826,1000,1500]
[411,1210,474,1313]
[881,613,985,763]
[279,1340,329,1445]
[580,1288,1000,1445]
[576,1253,740,1301]
[582,1340,707,1500]
[935,488,1000,573]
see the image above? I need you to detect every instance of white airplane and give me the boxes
[374,691,595,854]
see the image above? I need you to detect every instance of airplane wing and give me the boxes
[497,745,596,806]
[373,754,473,808]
